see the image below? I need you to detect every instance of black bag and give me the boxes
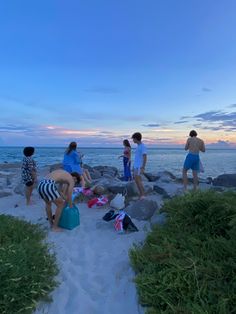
[122,214,139,232]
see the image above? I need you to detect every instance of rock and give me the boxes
[0,190,12,198]
[108,183,127,194]
[150,212,167,227]
[157,171,176,183]
[153,185,170,199]
[93,166,119,177]
[125,182,153,197]
[125,199,158,220]
[143,172,160,182]
[212,174,236,187]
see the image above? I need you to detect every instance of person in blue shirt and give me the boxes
[132,132,147,199]
[63,142,92,185]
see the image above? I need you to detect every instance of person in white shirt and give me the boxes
[132,132,147,199]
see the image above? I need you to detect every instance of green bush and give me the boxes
[130,190,236,313]
[0,215,58,314]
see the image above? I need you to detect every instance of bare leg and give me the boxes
[25,185,34,205]
[192,170,198,191]
[134,175,145,198]
[52,198,65,231]
[45,201,53,227]
[182,169,188,191]
[84,169,92,182]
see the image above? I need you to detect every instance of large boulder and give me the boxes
[150,211,167,227]
[126,182,153,197]
[212,174,236,187]
[125,199,158,220]
[157,171,176,183]
[153,184,170,199]
[143,172,160,182]
[93,166,119,177]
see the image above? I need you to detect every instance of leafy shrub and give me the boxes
[130,190,236,313]
[0,215,58,314]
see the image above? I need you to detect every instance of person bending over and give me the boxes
[38,169,80,232]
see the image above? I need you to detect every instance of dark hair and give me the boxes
[66,142,77,155]
[132,132,142,141]
[23,146,35,157]
[70,172,81,184]
[123,139,131,147]
[189,130,197,137]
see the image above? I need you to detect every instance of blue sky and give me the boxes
[0,0,236,147]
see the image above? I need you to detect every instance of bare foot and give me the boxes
[51,226,63,232]
[26,200,36,206]
[139,195,146,200]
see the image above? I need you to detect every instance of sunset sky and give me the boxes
[0,0,235,148]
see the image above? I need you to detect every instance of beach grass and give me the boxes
[0,215,58,314]
[130,190,236,313]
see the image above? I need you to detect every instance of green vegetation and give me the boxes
[0,215,58,314]
[130,190,236,313]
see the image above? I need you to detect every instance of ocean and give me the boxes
[0,147,235,179]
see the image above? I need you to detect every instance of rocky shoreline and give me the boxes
[1,162,236,224]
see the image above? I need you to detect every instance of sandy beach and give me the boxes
[0,190,149,314]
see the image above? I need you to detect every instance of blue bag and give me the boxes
[59,204,80,230]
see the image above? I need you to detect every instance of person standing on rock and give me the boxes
[183,130,206,191]
[132,132,147,199]
[21,146,37,205]
[119,139,132,181]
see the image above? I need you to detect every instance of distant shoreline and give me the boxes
[0,146,235,150]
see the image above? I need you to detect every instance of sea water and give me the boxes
[0,147,235,179]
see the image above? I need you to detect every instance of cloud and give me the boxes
[174,120,189,124]
[202,87,212,92]
[193,110,236,132]
[142,123,160,127]
[83,86,120,94]
[229,104,236,108]
[207,140,236,148]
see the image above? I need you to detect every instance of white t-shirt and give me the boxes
[133,143,147,168]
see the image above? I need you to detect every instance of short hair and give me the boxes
[131,132,142,141]
[189,130,197,137]
[70,172,81,184]
[23,147,35,157]
[123,139,131,147]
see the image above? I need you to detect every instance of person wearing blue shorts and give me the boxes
[183,130,205,191]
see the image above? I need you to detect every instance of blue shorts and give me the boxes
[183,153,200,171]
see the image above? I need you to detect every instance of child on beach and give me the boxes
[63,142,92,186]
[21,146,37,205]
[132,132,147,199]
[183,130,206,191]
[119,139,132,181]
[38,169,81,232]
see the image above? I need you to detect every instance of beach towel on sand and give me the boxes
[87,196,108,208]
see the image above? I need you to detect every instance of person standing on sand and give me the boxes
[183,130,206,191]
[119,139,132,181]
[132,132,147,199]
[21,146,37,205]
[37,169,80,232]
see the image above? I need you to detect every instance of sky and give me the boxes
[0,0,236,148]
